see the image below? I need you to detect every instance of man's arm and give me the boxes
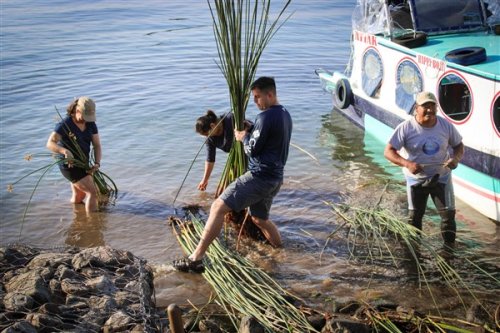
[384,143,422,174]
[444,142,464,170]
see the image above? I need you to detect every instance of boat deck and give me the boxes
[415,32,499,80]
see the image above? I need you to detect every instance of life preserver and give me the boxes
[391,32,427,48]
[445,47,487,66]
[335,78,352,109]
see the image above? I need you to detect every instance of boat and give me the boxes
[316,0,499,222]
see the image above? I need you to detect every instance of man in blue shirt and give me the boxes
[384,91,464,245]
[174,76,292,272]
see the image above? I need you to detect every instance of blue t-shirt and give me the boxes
[55,116,98,166]
[243,105,293,180]
[388,116,462,185]
[206,113,234,162]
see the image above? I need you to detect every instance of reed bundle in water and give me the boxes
[324,202,498,319]
[171,214,318,332]
[208,0,291,196]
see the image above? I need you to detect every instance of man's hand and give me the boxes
[234,129,247,142]
[405,160,424,174]
[444,158,459,170]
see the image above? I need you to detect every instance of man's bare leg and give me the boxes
[251,216,282,247]
[189,198,232,261]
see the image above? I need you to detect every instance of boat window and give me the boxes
[493,94,500,136]
[438,73,472,122]
[409,0,486,33]
[396,59,423,113]
[362,48,383,98]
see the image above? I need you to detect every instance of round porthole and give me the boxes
[438,72,472,123]
[396,59,423,113]
[362,48,383,97]
[493,93,500,137]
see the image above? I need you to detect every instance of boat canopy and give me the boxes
[352,0,498,36]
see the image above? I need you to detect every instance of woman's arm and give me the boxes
[198,161,214,191]
[91,133,102,166]
[47,131,74,161]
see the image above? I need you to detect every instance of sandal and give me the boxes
[172,257,205,273]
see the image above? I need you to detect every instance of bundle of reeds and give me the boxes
[208,0,291,196]
[171,214,318,332]
[323,201,499,320]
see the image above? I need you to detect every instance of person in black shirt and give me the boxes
[195,110,235,191]
[174,77,292,273]
[46,97,102,213]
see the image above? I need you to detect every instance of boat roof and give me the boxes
[416,32,499,80]
[352,0,499,36]
[353,0,500,79]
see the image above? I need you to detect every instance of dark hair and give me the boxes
[195,110,219,134]
[250,76,276,93]
[66,98,79,116]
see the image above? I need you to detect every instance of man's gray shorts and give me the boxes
[220,171,282,220]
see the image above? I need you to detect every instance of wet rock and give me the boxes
[466,301,491,325]
[307,314,326,331]
[26,312,64,333]
[239,316,265,333]
[103,310,134,332]
[26,252,72,270]
[72,246,134,270]
[3,292,34,312]
[1,320,37,333]
[322,315,371,333]
[61,278,88,296]
[38,303,60,315]
[0,246,38,268]
[1,245,157,331]
[199,319,223,333]
[333,300,360,315]
[5,271,50,304]
[54,264,79,280]
[85,275,116,295]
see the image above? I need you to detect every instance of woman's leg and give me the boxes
[70,183,86,204]
[74,175,98,213]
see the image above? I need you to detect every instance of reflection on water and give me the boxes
[65,204,106,247]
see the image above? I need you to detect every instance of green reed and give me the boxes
[172,214,318,333]
[324,201,498,322]
[207,0,292,196]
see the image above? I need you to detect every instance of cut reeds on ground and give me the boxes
[170,214,319,332]
[323,200,499,330]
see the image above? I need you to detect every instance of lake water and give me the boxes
[1,0,498,319]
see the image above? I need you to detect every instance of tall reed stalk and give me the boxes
[208,0,292,196]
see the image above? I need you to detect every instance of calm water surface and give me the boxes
[1,0,498,316]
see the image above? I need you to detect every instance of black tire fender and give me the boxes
[336,78,352,109]
[391,32,427,48]
[445,47,487,66]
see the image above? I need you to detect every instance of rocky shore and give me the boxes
[1,244,497,333]
[0,245,159,332]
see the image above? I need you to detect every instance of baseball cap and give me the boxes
[77,97,96,122]
[415,91,437,105]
